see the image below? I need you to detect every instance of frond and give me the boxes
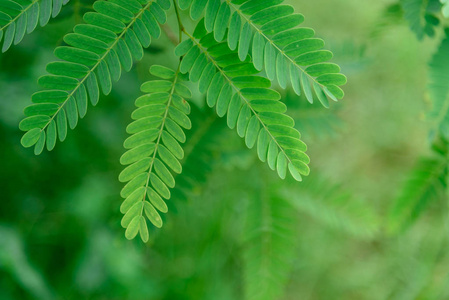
[175,20,311,181]
[243,193,298,300]
[428,29,449,140]
[0,0,69,52]
[175,0,347,106]
[19,0,170,154]
[119,64,192,242]
[401,0,440,40]
[388,156,447,234]
[282,176,380,239]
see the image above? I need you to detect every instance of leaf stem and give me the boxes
[173,0,184,43]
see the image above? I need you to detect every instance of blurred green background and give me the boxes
[1,0,449,299]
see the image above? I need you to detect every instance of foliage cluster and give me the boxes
[1,0,449,299]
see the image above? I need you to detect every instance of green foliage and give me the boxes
[388,156,447,234]
[284,176,380,239]
[19,0,170,154]
[0,0,69,52]
[370,3,404,38]
[4,1,449,299]
[0,227,54,299]
[401,0,440,40]
[119,65,192,241]
[428,28,449,139]
[175,22,310,182]
[177,0,347,104]
[243,193,298,300]
[16,0,346,241]
[396,0,449,234]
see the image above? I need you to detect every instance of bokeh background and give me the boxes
[1,0,449,299]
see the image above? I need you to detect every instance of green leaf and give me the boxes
[125,29,144,60]
[205,0,220,32]
[301,71,313,104]
[34,131,46,155]
[46,61,89,78]
[402,0,440,40]
[46,120,57,151]
[243,192,300,300]
[428,29,449,139]
[20,128,41,148]
[388,157,447,234]
[119,69,190,238]
[0,0,68,52]
[213,2,231,41]
[178,33,310,181]
[190,0,207,20]
[119,158,151,182]
[174,39,194,57]
[178,0,193,10]
[261,14,304,36]
[150,174,170,199]
[141,80,173,93]
[144,201,162,228]
[20,0,170,154]
[125,216,140,239]
[228,12,241,50]
[180,46,201,74]
[238,22,252,61]
[120,186,145,214]
[208,1,346,104]
[19,115,50,131]
[313,82,329,108]
[150,65,176,79]
[66,96,78,129]
[57,108,67,142]
[153,159,175,189]
[252,33,265,71]
[139,216,149,242]
[96,60,112,95]
[120,144,156,165]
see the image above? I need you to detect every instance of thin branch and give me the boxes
[161,24,179,46]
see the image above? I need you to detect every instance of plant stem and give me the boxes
[173,0,184,43]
